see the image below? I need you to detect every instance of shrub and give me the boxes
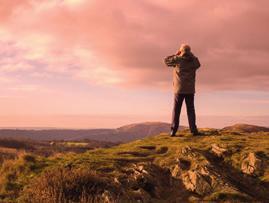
[22,166,121,203]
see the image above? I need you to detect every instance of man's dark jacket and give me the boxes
[164,52,200,94]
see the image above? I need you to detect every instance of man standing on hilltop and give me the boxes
[164,44,201,137]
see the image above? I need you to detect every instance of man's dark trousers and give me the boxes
[171,93,198,134]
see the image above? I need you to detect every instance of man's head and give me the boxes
[177,44,191,55]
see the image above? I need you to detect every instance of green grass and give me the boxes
[62,141,89,147]
[0,129,269,202]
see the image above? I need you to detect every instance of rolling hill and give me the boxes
[222,123,269,133]
[0,122,185,143]
[0,128,269,202]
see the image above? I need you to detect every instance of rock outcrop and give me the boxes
[241,152,263,175]
[172,146,223,196]
[182,170,212,195]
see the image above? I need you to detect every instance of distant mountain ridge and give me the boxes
[0,122,183,143]
[115,122,184,139]
[0,122,268,143]
[222,123,269,133]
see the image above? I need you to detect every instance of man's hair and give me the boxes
[179,44,191,53]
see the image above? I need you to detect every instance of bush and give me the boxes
[22,167,121,203]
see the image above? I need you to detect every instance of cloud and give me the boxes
[0,0,31,22]
[1,0,269,91]
[8,84,40,92]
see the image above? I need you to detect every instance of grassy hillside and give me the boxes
[0,128,269,202]
[222,123,269,133]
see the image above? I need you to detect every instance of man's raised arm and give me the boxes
[164,55,181,67]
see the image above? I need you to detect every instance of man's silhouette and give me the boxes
[164,44,201,136]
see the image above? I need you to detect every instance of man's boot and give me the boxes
[170,128,176,137]
[191,129,202,136]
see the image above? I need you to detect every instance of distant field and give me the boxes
[0,138,117,165]
[0,147,18,154]
[62,141,89,147]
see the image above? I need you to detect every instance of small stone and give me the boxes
[142,169,149,174]
[101,190,115,203]
[241,152,263,175]
[171,165,181,178]
[114,177,120,184]
[199,166,210,176]
[137,165,144,172]
[211,143,228,157]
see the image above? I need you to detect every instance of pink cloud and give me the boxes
[1,0,269,91]
[0,0,31,22]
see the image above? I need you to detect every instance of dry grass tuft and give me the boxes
[23,167,121,203]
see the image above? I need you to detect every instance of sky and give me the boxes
[0,0,268,128]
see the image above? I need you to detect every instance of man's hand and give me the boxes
[175,50,181,55]
[164,55,176,67]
